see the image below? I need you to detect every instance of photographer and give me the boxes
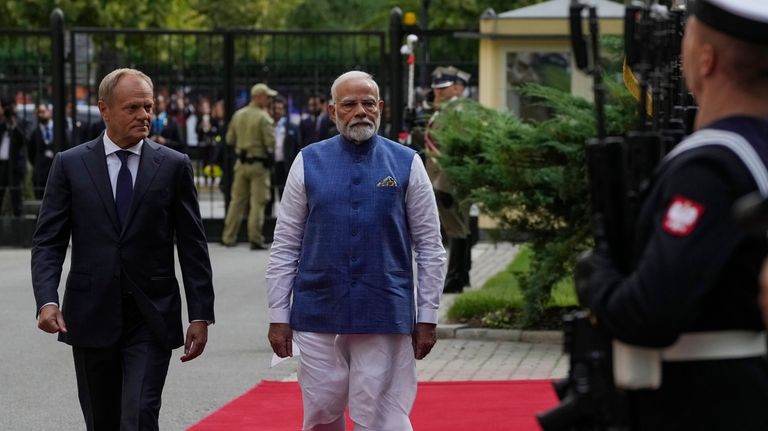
[577,1,768,429]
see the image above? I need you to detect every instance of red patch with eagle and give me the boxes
[662,194,705,237]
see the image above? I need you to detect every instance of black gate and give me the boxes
[0,9,477,245]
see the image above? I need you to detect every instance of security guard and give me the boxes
[425,66,473,293]
[577,1,768,429]
[221,83,276,249]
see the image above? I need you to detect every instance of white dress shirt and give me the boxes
[103,133,141,196]
[266,152,447,325]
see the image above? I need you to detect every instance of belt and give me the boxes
[662,330,767,361]
[239,152,269,164]
[613,330,767,390]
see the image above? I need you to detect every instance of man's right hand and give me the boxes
[268,323,292,358]
[37,304,67,334]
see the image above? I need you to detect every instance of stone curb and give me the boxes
[437,324,563,344]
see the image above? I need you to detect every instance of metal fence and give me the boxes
[0,9,477,230]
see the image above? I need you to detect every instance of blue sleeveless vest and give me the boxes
[291,134,417,334]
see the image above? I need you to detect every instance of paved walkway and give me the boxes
[1,241,567,430]
[279,242,568,383]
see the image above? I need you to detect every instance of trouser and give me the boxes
[294,331,417,431]
[72,296,172,431]
[444,236,472,292]
[627,357,768,431]
[221,160,271,245]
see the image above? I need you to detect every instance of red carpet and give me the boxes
[189,380,558,430]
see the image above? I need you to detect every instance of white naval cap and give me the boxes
[690,0,768,44]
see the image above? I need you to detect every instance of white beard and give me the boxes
[337,115,380,142]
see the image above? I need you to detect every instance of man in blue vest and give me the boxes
[266,70,446,431]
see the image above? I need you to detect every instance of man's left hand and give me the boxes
[412,322,437,360]
[181,321,209,362]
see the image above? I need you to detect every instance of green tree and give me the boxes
[431,81,635,326]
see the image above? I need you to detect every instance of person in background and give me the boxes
[31,68,215,431]
[267,70,446,431]
[196,98,225,187]
[424,65,474,293]
[299,93,336,147]
[150,94,186,154]
[270,96,301,200]
[0,96,28,216]
[221,83,276,250]
[28,103,55,199]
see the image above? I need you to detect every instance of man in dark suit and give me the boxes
[31,68,215,431]
[28,103,56,199]
[270,97,301,199]
[150,94,186,154]
[299,94,336,147]
[0,96,28,217]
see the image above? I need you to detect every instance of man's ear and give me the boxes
[97,100,109,123]
[327,103,336,123]
[700,43,716,78]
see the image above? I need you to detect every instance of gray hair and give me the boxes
[330,71,379,103]
[98,68,153,104]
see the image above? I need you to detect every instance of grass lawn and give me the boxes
[445,245,579,328]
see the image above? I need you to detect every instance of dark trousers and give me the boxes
[444,236,472,293]
[0,160,23,216]
[72,297,171,431]
[629,357,768,430]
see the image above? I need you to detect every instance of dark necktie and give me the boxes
[44,126,51,145]
[115,150,133,228]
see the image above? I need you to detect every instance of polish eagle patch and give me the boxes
[662,194,704,237]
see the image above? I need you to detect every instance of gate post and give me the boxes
[389,8,404,140]
[50,8,66,152]
[222,30,236,213]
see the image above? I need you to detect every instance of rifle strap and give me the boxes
[664,129,768,196]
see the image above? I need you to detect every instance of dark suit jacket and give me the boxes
[282,120,302,170]
[28,125,55,173]
[152,115,187,154]
[31,135,215,349]
[299,112,336,147]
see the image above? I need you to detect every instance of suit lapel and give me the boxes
[122,140,164,234]
[81,139,121,232]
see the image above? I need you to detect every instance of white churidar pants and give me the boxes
[293,331,417,431]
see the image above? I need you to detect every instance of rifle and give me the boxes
[538,2,693,429]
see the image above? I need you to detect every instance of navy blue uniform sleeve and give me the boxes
[588,152,751,346]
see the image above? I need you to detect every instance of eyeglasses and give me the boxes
[335,98,379,113]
